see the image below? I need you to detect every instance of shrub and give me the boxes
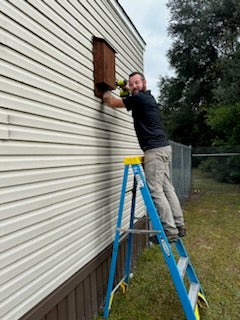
[199,156,240,183]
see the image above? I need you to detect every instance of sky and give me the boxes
[118,0,174,99]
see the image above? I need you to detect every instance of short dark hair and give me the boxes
[129,72,145,81]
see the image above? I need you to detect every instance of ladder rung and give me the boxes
[135,216,150,221]
[188,282,200,309]
[177,256,189,278]
[116,227,161,235]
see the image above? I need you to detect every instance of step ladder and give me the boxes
[103,156,208,319]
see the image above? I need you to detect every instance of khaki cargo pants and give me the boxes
[144,145,184,235]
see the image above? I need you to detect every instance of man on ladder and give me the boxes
[103,72,186,243]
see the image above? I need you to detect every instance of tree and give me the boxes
[213,47,240,105]
[207,103,240,146]
[159,0,240,148]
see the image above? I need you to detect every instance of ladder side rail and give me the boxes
[103,165,130,318]
[175,238,188,257]
[124,177,137,283]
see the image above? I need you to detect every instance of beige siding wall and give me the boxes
[0,1,145,319]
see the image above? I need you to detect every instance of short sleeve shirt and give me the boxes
[123,91,169,151]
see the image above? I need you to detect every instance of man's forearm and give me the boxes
[103,92,125,108]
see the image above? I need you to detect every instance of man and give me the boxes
[103,72,186,243]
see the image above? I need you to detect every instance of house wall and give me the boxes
[20,218,147,320]
[0,1,146,319]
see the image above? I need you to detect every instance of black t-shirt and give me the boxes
[123,90,169,151]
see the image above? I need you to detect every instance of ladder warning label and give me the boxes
[133,168,144,188]
[135,174,144,188]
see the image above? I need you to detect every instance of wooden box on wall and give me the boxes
[93,37,116,98]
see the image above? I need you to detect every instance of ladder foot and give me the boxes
[197,292,209,309]
[120,282,128,294]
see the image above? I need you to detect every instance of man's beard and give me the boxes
[132,83,146,95]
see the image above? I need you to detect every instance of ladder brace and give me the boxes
[116,227,161,235]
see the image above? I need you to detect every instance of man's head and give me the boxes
[128,72,147,95]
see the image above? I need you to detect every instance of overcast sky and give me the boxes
[118,0,174,99]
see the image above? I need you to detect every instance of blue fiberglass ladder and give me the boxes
[103,156,208,319]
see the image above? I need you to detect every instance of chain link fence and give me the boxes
[192,146,240,184]
[170,141,192,202]
[169,144,240,202]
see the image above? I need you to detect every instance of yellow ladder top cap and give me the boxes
[124,156,144,164]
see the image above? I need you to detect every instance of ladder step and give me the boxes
[177,256,189,278]
[116,227,161,235]
[188,282,200,309]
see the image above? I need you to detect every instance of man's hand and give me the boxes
[103,91,112,105]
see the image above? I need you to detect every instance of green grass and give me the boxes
[94,169,240,320]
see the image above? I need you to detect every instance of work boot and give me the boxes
[150,233,178,244]
[149,235,159,244]
[177,225,186,237]
[165,231,179,243]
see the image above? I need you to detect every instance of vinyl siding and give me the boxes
[0,1,145,319]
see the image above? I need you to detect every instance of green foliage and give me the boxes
[193,145,240,184]
[199,156,240,183]
[213,50,240,105]
[158,0,240,149]
[207,103,240,145]
[167,0,219,81]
